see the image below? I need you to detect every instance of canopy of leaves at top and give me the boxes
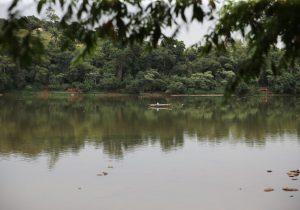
[203,0,300,94]
[0,0,215,65]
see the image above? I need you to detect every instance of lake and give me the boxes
[0,95,299,210]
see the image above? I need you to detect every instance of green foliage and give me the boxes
[190,72,215,90]
[204,0,300,95]
[1,0,215,66]
[0,16,300,95]
[0,72,13,91]
[235,81,252,97]
[167,81,185,94]
[1,1,300,94]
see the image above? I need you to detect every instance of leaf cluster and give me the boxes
[203,0,300,96]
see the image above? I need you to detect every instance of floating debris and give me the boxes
[282,187,298,192]
[290,195,294,198]
[264,188,274,192]
[292,178,298,181]
[108,166,114,168]
[267,170,272,173]
[78,187,81,190]
[287,169,300,177]
[97,171,109,176]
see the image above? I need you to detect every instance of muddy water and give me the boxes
[0,96,299,210]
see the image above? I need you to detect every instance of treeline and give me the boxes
[1,16,300,95]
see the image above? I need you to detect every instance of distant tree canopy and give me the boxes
[1,16,300,95]
[0,0,300,94]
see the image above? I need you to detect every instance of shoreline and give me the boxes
[0,90,299,98]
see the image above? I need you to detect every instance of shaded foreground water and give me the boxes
[0,95,300,210]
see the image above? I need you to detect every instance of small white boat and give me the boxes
[148,103,171,107]
[148,107,172,111]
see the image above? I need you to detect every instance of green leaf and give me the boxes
[37,0,46,14]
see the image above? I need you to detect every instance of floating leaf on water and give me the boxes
[264,188,274,192]
[282,187,298,192]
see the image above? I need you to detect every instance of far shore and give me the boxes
[171,94,223,97]
[0,90,298,98]
[0,90,224,97]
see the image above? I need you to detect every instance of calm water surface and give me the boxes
[0,95,300,210]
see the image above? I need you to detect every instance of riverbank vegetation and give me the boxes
[1,16,300,95]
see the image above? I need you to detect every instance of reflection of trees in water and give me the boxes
[0,96,299,163]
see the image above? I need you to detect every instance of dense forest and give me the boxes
[1,15,300,95]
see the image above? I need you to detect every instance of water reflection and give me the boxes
[0,95,299,162]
